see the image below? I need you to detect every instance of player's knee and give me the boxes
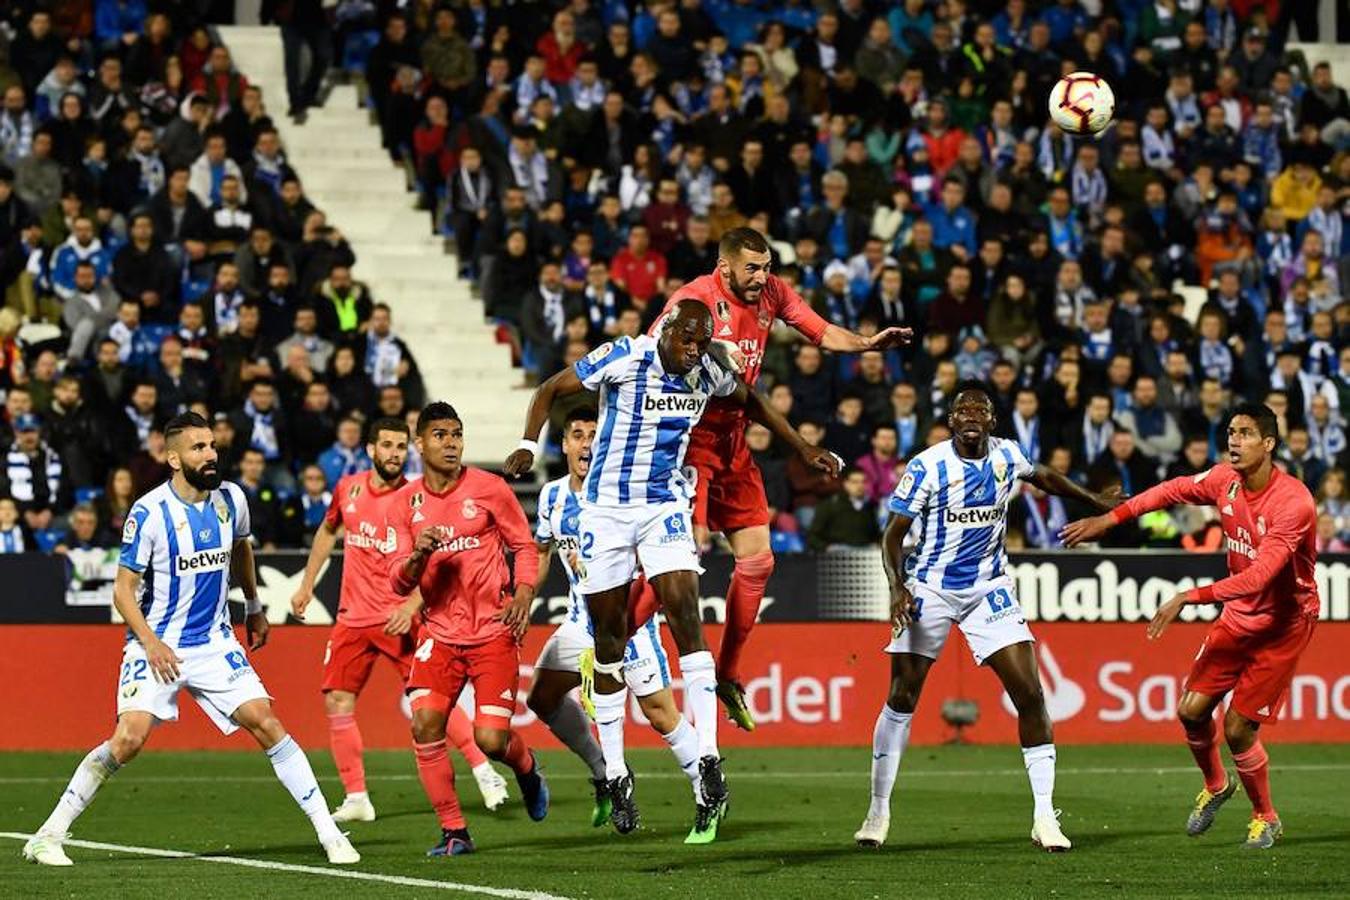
[1009,682,1046,717]
[641,700,679,734]
[1175,697,1211,728]
[525,689,555,720]
[886,682,920,713]
[1223,710,1256,748]
[109,729,147,762]
[474,728,509,757]
[324,691,356,715]
[410,709,446,744]
[594,632,627,664]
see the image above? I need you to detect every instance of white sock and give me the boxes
[593,688,629,781]
[661,716,703,802]
[267,735,341,844]
[542,698,607,781]
[41,741,121,835]
[1022,743,1057,819]
[679,650,719,758]
[869,706,911,819]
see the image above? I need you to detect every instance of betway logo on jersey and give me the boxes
[642,394,707,417]
[943,505,1002,526]
[175,547,231,573]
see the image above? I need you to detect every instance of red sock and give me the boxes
[446,705,488,768]
[414,740,466,829]
[717,551,774,684]
[627,575,659,639]
[328,712,366,795]
[1182,714,1227,793]
[1234,741,1277,821]
[501,731,535,776]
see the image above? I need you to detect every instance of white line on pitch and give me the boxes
[0,832,573,900]
[3,762,1348,785]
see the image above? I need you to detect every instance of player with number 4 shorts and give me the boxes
[388,403,548,857]
[506,300,839,843]
[291,417,509,824]
[855,384,1119,853]
[524,407,705,836]
[1063,402,1319,850]
[23,413,358,868]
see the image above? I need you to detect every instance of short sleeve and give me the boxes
[118,504,153,573]
[772,278,829,345]
[535,483,558,543]
[888,458,931,518]
[225,483,251,540]
[573,337,634,390]
[1005,441,1036,481]
[324,479,344,528]
[706,359,739,398]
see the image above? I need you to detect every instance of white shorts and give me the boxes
[115,634,272,735]
[884,578,1034,665]
[577,502,703,594]
[534,618,672,697]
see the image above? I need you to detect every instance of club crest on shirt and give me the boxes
[1226,481,1240,501]
[462,498,479,519]
[214,497,229,524]
[716,298,731,322]
[757,309,772,330]
[993,461,1009,483]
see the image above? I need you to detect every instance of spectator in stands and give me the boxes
[276,305,333,374]
[112,212,178,323]
[789,343,836,427]
[46,375,101,488]
[521,261,579,382]
[447,146,494,279]
[289,380,337,466]
[745,421,791,535]
[319,415,370,488]
[1281,426,1328,491]
[236,447,279,549]
[61,261,118,364]
[314,263,371,339]
[229,379,292,492]
[0,495,31,552]
[295,212,355,296]
[856,423,900,505]
[154,336,208,419]
[279,463,332,548]
[788,419,839,529]
[13,127,59,217]
[3,412,66,531]
[50,216,111,302]
[808,466,880,552]
[608,224,666,310]
[890,382,924,459]
[825,392,870,467]
[1115,375,1182,467]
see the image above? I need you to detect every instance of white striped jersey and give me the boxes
[535,475,588,629]
[887,437,1035,593]
[573,334,737,507]
[118,480,252,649]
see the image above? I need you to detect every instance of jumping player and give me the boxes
[1062,403,1318,850]
[856,384,1119,852]
[23,413,359,867]
[291,416,509,823]
[650,227,911,729]
[388,402,548,857]
[525,407,704,834]
[506,300,838,842]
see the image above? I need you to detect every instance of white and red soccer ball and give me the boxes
[1048,71,1115,135]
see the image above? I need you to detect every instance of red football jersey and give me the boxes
[386,467,538,647]
[657,271,828,428]
[1113,464,1320,636]
[324,471,408,628]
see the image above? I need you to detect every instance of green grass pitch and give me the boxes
[3,744,1348,899]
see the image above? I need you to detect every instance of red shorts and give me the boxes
[405,632,521,730]
[686,424,770,533]
[1186,615,1317,723]
[322,621,417,694]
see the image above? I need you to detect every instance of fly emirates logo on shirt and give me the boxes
[346,520,396,553]
[432,525,482,554]
[1226,524,1257,560]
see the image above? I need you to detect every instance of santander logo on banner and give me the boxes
[1001,643,1086,723]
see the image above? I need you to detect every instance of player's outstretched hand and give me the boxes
[890,583,917,630]
[496,585,533,638]
[1060,513,1112,547]
[504,448,534,478]
[247,610,270,650]
[800,445,842,478]
[866,326,915,350]
[145,637,183,683]
[1148,592,1187,640]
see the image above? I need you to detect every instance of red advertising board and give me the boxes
[4,623,1349,751]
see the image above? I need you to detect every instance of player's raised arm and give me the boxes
[1061,469,1219,546]
[1026,465,1123,514]
[732,379,840,478]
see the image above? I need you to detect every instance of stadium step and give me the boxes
[217,25,526,465]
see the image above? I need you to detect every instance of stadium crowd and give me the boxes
[0,0,1344,564]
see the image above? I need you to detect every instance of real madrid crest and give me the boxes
[462,498,478,519]
[757,309,772,330]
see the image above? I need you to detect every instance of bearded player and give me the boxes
[291,417,509,823]
[646,227,911,729]
[388,403,548,857]
[1062,404,1318,850]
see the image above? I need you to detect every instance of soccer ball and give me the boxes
[1048,72,1115,135]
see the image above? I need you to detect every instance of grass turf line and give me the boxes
[2,744,1347,899]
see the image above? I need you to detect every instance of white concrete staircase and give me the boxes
[218,26,528,466]
[1290,43,1350,94]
